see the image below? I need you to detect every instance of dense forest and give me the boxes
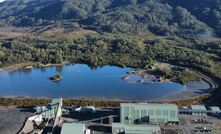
[0,0,220,36]
[0,34,220,82]
[164,0,221,36]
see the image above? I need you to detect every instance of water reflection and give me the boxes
[0,64,184,100]
[39,67,47,73]
[55,66,64,74]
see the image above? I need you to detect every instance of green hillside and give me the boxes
[164,0,221,36]
[0,0,218,37]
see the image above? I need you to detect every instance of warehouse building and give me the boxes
[208,106,221,116]
[61,123,90,134]
[112,123,161,134]
[191,105,207,116]
[119,103,179,125]
[112,103,179,134]
[179,105,221,117]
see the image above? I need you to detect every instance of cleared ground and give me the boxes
[0,106,34,134]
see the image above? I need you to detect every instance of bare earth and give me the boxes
[0,106,34,134]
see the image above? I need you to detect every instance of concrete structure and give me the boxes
[191,105,207,116]
[112,123,161,134]
[209,106,221,116]
[179,105,221,117]
[61,123,90,134]
[36,98,63,119]
[18,98,63,134]
[112,103,179,134]
[120,103,179,125]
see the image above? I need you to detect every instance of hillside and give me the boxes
[164,0,221,36]
[0,0,219,37]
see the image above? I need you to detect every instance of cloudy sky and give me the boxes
[0,0,5,2]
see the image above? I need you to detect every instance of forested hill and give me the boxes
[163,0,221,36]
[0,0,220,37]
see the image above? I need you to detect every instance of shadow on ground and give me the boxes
[17,106,36,113]
[63,108,119,122]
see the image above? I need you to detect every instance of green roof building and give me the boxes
[112,103,179,134]
[61,123,88,134]
[120,103,179,125]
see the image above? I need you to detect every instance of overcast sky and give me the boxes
[0,0,5,3]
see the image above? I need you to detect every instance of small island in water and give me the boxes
[49,73,63,82]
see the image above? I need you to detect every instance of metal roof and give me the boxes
[112,123,161,134]
[61,123,85,134]
[121,103,178,109]
[210,106,221,112]
[191,105,207,111]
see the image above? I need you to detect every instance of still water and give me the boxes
[0,64,184,100]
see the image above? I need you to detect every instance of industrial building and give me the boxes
[18,98,63,134]
[179,105,221,116]
[35,98,63,119]
[112,103,179,134]
[208,106,221,116]
[61,123,90,134]
[119,103,179,125]
[191,105,207,116]
[112,123,161,134]
[17,99,221,134]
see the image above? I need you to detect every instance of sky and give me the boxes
[0,0,5,3]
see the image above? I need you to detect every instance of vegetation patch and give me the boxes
[129,62,201,84]
[0,95,211,107]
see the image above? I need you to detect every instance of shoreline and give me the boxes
[0,61,217,88]
[0,62,218,106]
[0,61,70,73]
[0,62,40,73]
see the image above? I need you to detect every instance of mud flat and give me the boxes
[158,80,212,101]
